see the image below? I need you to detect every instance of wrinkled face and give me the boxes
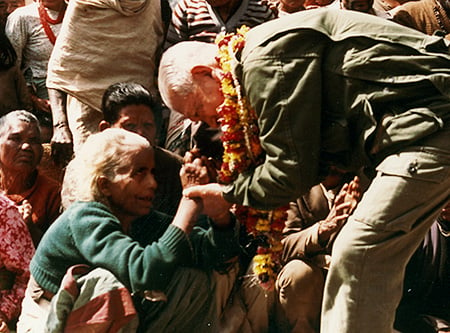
[169,80,223,128]
[341,0,373,12]
[112,105,156,145]
[0,119,42,174]
[105,147,157,222]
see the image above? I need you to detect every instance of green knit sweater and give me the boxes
[30,201,240,294]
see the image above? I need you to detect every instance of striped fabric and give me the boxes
[164,0,276,48]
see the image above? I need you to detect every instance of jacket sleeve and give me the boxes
[223,34,329,210]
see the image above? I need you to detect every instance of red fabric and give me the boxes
[8,171,61,235]
[0,194,35,321]
[65,288,137,332]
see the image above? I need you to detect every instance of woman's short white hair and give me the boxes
[158,41,218,111]
[0,110,41,138]
[67,128,151,205]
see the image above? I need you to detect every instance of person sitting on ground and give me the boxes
[0,110,61,247]
[395,201,450,333]
[17,128,242,332]
[61,82,183,216]
[0,193,34,333]
[274,170,361,333]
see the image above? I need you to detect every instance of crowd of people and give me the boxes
[0,0,449,331]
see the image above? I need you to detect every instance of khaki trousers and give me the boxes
[322,127,450,333]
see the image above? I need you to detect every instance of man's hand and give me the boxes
[48,88,73,166]
[51,125,73,166]
[183,183,233,227]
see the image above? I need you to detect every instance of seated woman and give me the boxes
[0,110,61,246]
[17,128,241,332]
[0,192,34,333]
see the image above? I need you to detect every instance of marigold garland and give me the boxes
[215,27,288,291]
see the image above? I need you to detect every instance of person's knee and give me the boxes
[276,260,325,304]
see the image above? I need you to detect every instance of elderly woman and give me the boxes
[17,128,241,332]
[0,111,61,246]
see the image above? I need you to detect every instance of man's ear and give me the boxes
[98,120,111,132]
[97,176,111,197]
[191,65,213,78]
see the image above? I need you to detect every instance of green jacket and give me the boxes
[223,9,450,210]
[30,201,240,294]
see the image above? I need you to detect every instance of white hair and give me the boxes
[158,41,218,111]
[67,128,151,205]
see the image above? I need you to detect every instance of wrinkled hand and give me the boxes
[184,148,218,182]
[318,176,361,245]
[17,200,32,225]
[343,176,361,215]
[180,157,209,189]
[183,183,232,227]
[51,125,73,166]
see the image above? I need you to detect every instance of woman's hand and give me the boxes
[180,157,209,189]
[17,200,32,225]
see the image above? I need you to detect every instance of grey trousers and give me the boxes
[322,127,450,333]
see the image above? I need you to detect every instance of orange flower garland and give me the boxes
[215,27,288,291]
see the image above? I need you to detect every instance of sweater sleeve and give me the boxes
[188,215,241,273]
[69,203,194,293]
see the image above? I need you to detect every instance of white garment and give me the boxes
[46,0,165,111]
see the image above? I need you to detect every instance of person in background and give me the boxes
[339,0,391,17]
[5,0,67,142]
[395,201,450,333]
[61,82,183,216]
[273,170,361,333]
[0,193,34,333]
[393,0,450,39]
[0,31,32,117]
[0,111,61,247]
[17,128,242,332]
[47,0,165,167]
